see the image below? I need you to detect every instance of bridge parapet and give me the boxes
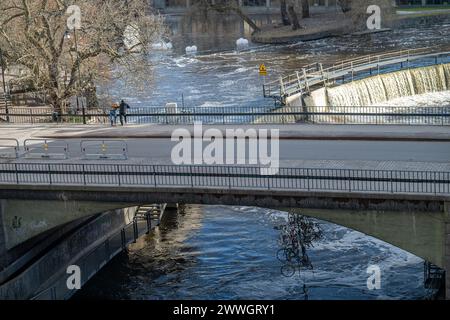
[0,163,448,198]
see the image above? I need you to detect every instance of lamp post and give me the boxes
[0,49,9,123]
[66,29,86,124]
[73,28,86,124]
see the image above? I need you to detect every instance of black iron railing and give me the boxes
[0,163,449,195]
[1,106,449,125]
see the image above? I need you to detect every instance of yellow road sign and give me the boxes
[259,64,267,76]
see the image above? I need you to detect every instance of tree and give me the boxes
[286,0,302,30]
[280,0,291,26]
[337,0,352,13]
[301,0,310,19]
[0,0,166,112]
[194,0,260,32]
[337,0,394,30]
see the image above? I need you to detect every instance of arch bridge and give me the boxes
[0,162,448,272]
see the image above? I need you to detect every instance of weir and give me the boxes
[325,63,450,107]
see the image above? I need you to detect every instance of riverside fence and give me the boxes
[1,106,449,126]
[0,163,449,195]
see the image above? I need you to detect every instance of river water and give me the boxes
[102,14,450,109]
[76,14,450,300]
[75,205,430,300]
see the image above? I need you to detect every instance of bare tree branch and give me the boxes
[0,0,167,111]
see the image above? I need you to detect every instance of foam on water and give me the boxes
[172,56,199,68]
[371,90,450,107]
[197,101,225,108]
[327,64,450,107]
[76,205,431,300]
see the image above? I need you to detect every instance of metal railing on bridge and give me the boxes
[263,48,450,102]
[0,163,449,196]
[0,105,449,126]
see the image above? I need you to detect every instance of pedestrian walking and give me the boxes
[119,100,131,126]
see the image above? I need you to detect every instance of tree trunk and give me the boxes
[85,87,98,110]
[232,6,260,32]
[49,92,64,115]
[280,0,291,26]
[337,0,352,13]
[301,0,310,18]
[287,5,301,30]
[48,63,64,114]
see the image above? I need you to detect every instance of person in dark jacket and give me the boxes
[119,100,131,126]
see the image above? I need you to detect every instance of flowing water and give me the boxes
[77,14,450,300]
[102,14,450,109]
[327,64,450,106]
[75,205,430,300]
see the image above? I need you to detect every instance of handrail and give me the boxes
[0,163,449,196]
[0,105,449,125]
[267,47,433,87]
[328,47,430,70]
[322,47,431,74]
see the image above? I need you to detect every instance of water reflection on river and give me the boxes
[75,205,428,300]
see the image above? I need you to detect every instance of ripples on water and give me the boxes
[75,205,429,300]
[102,17,450,109]
[79,17,450,300]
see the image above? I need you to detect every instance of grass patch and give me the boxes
[397,5,450,12]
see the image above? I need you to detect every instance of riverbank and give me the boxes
[252,11,351,44]
[252,11,450,44]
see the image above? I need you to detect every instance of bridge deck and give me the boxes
[0,125,448,206]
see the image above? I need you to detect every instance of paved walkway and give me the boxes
[1,124,450,141]
[0,124,449,175]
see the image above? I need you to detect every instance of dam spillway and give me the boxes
[326,63,450,107]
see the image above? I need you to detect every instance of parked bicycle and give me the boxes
[277,212,322,277]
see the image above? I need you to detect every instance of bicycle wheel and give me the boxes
[281,264,296,277]
[277,248,289,262]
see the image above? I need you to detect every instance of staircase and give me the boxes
[134,204,167,230]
